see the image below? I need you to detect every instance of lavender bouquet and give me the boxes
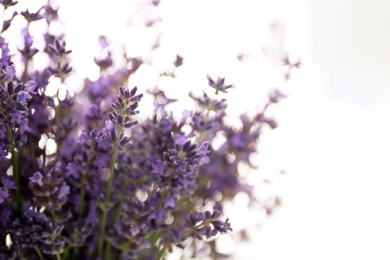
[0,1,295,259]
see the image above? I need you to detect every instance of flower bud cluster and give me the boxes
[9,205,65,254]
[48,39,72,77]
[18,29,39,62]
[0,67,37,151]
[29,158,71,220]
[196,92,227,112]
[185,210,232,240]
[152,136,210,192]
[207,75,232,94]
[109,86,143,129]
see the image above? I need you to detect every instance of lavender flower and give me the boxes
[207,75,233,94]
[21,8,44,23]
[18,29,39,61]
[0,1,292,259]
[1,11,17,33]
[1,0,17,9]
[0,188,9,203]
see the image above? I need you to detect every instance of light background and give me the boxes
[6,0,390,259]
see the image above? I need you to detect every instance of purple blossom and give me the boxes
[29,172,43,186]
[0,37,12,67]
[18,28,39,61]
[1,0,18,9]
[207,75,233,94]
[1,11,17,33]
[0,188,9,203]
[0,1,290,259]
[21,8,45,23]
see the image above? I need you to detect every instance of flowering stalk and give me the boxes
[98,86,142,257]
[78,157,93,218]
[34,247,45,260]
[97,129,121,257]
[7,126,21,212]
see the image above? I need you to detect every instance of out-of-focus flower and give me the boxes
[207,75,233,94]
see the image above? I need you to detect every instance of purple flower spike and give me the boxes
[1,11,17,33]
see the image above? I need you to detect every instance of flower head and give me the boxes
[207,75,233,94]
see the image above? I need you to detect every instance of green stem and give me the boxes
[158,189,168,210]
[78,171,87,218]
[98,210,108,257]
[78,157,94,218]
[71,247,78,260]
[104,242,112,260]
[7,126,21,212]
[34,247,45,260]
[59,56,62,76]
[197,109,210,143]
[204,110,210,128]
[108,180,127,258]
[55,56,63,158]
[98,129,122,257]
[23,59,29,82]
[105,130,121,203]
[55,102,61,153]
[56,253,61,260]
[148,172,173,250]
[149,230,162,247]
[0,6,5,36]
[50,208,56,219]
[157,169,173,210]
[158,247,167,260]
[63,244,70,259]
[113,183,126,220]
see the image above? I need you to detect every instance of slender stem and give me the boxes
[34,247,45,260]
[48,198,63,259]
[158,189,168,210]
[63,243,70,259]
[0,6,5,36]
[55,101,61,153]
[55,56,63,158]
[98,210,108,257]
[157,169,173,210]
[197,109,210,143]
[50,208,56,219]
[148,172,173,250]
[104,242,112,260]
[78,157,93,218]
[104,179,127,259]
[71,247,78,260]
[98,129,122,257]
[158,248,167,260]
[149,230,162,247]
[23,59,29,82]
[105,130,121,203]
[113,183,126,220]
[59,55,63,77]
[78,171,87,218]
[7,126,21,212]
[204,109,210,129]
